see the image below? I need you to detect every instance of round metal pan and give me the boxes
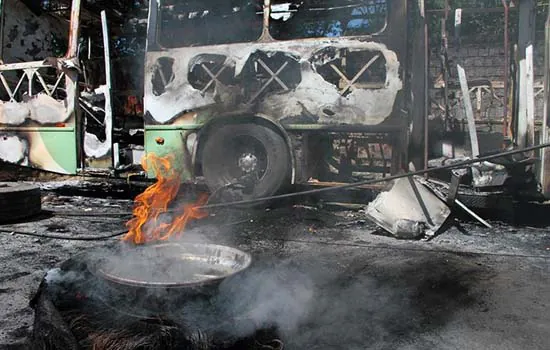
[90,242,252,290]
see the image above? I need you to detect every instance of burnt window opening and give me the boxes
[158,0,263,48]
[81,94,107,143]
[151,57,175,96]
[0,68,67,103]
[240,51,302,103]
[311,47,386,97]
[188,54,236,93]
[269,0,387,41]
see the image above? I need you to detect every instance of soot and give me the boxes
[29,251,282,350]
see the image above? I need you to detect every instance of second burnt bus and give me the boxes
[144,0,410,201]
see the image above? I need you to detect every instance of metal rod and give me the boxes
[454,199,493,228]
[197,141,550,210]
[427,7,515,15]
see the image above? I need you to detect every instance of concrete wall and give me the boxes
[429,40,546,128]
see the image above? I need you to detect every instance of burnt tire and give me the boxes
[0,182,42,223]
[200,123,291,203]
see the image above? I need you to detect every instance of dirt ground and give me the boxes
[0,179,549,349]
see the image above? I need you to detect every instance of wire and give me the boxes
[198,142,550,210]
[0,228,128,241]
[38,142,550,218]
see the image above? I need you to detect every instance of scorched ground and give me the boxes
[0,180,549,349]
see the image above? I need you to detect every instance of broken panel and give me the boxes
[269,0,387,40]
[159,0,263,48]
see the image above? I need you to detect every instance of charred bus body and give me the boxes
[0,0,415,201]
[3,0,541,205]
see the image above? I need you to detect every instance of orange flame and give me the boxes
[123,153,208,245]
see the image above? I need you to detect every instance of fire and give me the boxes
[123,153,208,245]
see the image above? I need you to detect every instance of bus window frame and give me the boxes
[148,0,389,51]
[268,0,389,41]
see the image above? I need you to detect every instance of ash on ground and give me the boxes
[0,181,549,349]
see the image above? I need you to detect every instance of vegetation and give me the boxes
[426,0,549,45]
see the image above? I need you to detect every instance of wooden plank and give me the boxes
[457,64,479,158]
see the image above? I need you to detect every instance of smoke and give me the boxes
[39,229,489,350]
[44,267,82,286]
[214,261,315,338]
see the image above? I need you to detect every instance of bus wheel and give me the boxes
[200,123,290,203]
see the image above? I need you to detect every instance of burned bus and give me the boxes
[0,0,418,201]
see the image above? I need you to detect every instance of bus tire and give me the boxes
[200,123,291,203]
[0,182,42,223]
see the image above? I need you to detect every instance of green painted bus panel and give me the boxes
[144,129,192,180]
[39,130,78,174]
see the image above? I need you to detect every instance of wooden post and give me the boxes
[457,65,479,158]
